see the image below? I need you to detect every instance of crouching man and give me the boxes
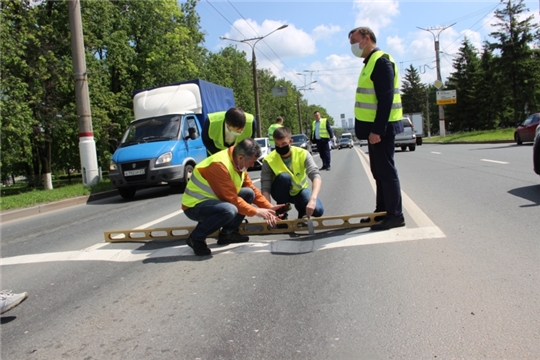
[182,138,284,256]
[261,127,324,220]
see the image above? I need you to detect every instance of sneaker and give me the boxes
[217,230,249,245]
[185,236,211,256]
[0,290,28,314]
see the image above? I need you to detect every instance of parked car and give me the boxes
[534,125,540,176]
[291,134,312,154]
[338,137,354,149]
[515,112,540,145]
[395,117,416,151]
[249,137,271,170]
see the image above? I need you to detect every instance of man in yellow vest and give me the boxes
[267,116,284,149]
[310,111,335,171]
[181,138,284,256]
[261,127,324,220]
[349,26,405,231]
[202,107,257,155]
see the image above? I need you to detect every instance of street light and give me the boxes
[220,24,288,137]
[296,74,317,134]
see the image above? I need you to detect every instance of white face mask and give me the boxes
[236,158,247,173]
[350,42,364,58]
[226,125,242,137]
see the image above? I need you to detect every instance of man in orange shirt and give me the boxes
[182,139,284,256]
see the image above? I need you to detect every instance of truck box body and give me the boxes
[109,79,235,199]
[403,112,424,145]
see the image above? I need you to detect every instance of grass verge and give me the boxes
[423,128,514,143]
[0,180,115,211]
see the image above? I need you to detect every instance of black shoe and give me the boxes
[217,230,249,245]
[360,215,386,224]
[186,236,211,256]
[319,166,327,170]
[370,216,405,231]
[326,167,331,171]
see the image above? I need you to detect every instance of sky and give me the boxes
[195,0,539,126]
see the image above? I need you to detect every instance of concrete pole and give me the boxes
[252,46,262,138]
[68,0,99,186]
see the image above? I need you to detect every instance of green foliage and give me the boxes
[0,179,114,211]
[423,128,514,143]
[401,64,425,114]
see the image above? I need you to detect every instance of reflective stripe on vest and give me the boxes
[181,149,245,208]
[312,118,329,139]
[207,111,254,151]
[264,147,309,196]
[267,123,283,146]
[354,51,403,122]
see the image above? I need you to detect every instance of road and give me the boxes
[1,143,539,359]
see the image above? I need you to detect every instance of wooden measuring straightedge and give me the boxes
[104,212,386,243]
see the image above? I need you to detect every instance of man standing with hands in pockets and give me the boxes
[349,26,405,231]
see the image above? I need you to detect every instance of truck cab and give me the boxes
[109,80,235,199]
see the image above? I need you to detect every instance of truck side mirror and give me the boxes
[188,127,199,140]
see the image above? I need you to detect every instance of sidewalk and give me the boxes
[0,190,119,224]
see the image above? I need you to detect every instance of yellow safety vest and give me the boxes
[264,147,309,196]
[312,118,330,139]
[207,111,254,151]
[354,50,402,122]
[182,149,245,208]
[267,123,283,146]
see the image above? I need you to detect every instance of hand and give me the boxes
[368,132,381,145]
[256,208,278,227]
[271,204,288,218]
[306,198,316,218]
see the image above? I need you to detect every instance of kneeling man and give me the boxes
[261,127,324,219]
[182,138,283,256]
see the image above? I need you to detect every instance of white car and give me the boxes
[250,137,271,170]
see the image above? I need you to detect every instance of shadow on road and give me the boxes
[508,184,540,207]
[1,316,17,324]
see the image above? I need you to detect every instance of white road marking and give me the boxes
[481,159,509,164]
[0,226,446,265]
[0,161,446,265]
[431,151,442,154]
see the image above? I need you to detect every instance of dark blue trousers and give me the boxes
[184,188,255,241]
[271,173,324,219]
[316,139,331,168]
[367,136,403,218]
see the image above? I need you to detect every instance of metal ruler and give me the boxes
[104,212,386,243]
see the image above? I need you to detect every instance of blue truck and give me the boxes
[109,79,235,199]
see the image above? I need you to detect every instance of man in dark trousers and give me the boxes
[348,26,405,231]
[310,111,335,171]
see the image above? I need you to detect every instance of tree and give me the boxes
[488,0,540,126]
[445,38,482,131]
[401,64,425,114]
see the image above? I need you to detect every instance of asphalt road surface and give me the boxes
[1,143,539,359]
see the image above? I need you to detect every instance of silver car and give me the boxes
[395,117,416,152]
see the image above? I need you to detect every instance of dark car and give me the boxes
[534,125,540,176]
[291,134,312,154]
[515,113,540,145]
[338,138,353,149]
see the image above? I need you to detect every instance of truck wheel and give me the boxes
[409,144,416,151]
[401,146,407,151]
[417,137,423,145]
[118,187,136,199]
[177,164,194,193]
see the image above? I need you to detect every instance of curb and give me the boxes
[0,189,119,224]
[422,140,514,145]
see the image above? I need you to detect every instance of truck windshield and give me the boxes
[121,115,181,147]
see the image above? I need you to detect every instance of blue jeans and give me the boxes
[271,173,324,218]
[184,188,255,241]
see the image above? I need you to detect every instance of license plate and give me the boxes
[124,168,145,176]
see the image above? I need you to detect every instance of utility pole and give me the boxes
[296,72,317,135]
[417,23,455,138]
[68,0,99,185]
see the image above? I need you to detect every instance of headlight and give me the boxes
[300,143,307,148]
[110,160,117,171]
[156,151,172,165]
